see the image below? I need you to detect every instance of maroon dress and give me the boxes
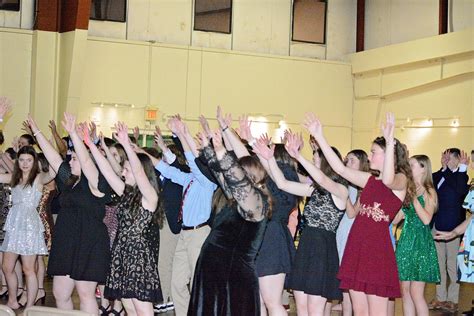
[338,176,402,298]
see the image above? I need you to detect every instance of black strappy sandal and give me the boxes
[99,303,111,315]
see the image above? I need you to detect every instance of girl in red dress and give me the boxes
[303,112,415,316]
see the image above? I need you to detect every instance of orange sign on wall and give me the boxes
[145,107,158,121]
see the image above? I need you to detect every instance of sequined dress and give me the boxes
[0,184,10,244]
[37,187,55,252]
[338,176,403,298]
[395,195,440,282]
[1,180,48,255]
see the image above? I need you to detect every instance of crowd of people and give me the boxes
[0,96,472,316]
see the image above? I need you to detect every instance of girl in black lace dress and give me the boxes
[253,131,349,316]
[84,122,162,316]
[188,129,272,316]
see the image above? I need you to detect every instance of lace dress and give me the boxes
[1,180,47,255]
[288,186,345,299]
[188,148,269,316]
[104,186,162,303]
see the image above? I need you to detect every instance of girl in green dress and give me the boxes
[394,155,440,316]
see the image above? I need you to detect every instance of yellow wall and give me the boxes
[78,37,354,155]
[351,28,473,172]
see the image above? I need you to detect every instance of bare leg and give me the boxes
[307,294,327,316]
[2,252,20,309]
[98,284,111,312]
[367,294,388,316]
[260,292,268,316]
[75,280,99,314]
[387,299,395,316]
[294,291,309,316]
[259,273,287,316]
[401,281,415,316]
[410,281,429,316]
[0,252,7,295]
[53,275,75,310]
[324,301,332,316]
[342,292,353,316]
[21,255,38,307]
[132,298,154,316]
[36,255,46,299]
[15,259,23,294]
[349,290,369,316]
[122,298,137,316]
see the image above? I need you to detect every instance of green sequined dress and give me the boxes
[395,195,440,283]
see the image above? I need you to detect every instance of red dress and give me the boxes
[338,176,402,298]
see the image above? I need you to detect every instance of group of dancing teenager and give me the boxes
[0,96,472,316]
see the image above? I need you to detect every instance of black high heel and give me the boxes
[109,306,124,315]
[34,288,46,305]
[99,303,111,315]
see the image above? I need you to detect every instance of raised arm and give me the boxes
[303,113,370,188]
[99,133,123,176]
[413,188,437,225]
[84,127,125,195]
[62,113,102,196]
[49,120,68,157]
[27,114,63,172]
[253,136,313,197]
[217,106,250,158]
[0,153,14,173]
[115,122,158,211]
[286,131,348,203]
[212,129,267,222]
[381,113,407,191]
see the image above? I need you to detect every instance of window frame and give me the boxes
[89,0,127,23]
[0,0,21,12]
[291,0,328,45]
[193,0,233,35]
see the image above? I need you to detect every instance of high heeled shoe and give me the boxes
[34,288,46,305]
[109,306,124,316]
[99,303,111,315]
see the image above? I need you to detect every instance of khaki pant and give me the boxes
[158,219,180,303]
[433,228,460,303]
[171,225,210,316]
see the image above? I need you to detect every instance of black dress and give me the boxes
[256,163,298,277]
[188,148,269,316]
[47,162,111,283]
[288,187,345,300]
[104,186,163,303]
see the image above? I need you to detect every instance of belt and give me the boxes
[181,222,208,231]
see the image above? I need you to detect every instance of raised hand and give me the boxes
[11,136,19,153]
[154,126,167,150]
[252,136,275,160]
[49,120,57,132]
[61,112,77,134]
[302,113,323,139]
[27,114,40,134]
[211,129,224,154]
[285,131,303,159]
[114,122,130,146]
[99,132,108,151]
[0,97,12,119]
[441,150,450,170]
[89,121,98,142]
[133,126,140,142]
[81,123,93,147]
[216,106,232,129]
[196,131,209,149]
[460,150,470,165]
[309,135,319,152]
[198,115,212,138]
[236,115,252,141]
[22,120,33,135]
[381,112,395,144]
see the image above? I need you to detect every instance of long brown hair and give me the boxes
[315,147,347,189]
[411,155,436,201]
[372,137,416,206]
[10,146,39,188]
[238,155,273,219]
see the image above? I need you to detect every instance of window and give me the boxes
[0,0,20,11]
[90,0,127,23]
[194,0,232,34]
[292,0,327,44]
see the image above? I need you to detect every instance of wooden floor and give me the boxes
[1,278,472,315]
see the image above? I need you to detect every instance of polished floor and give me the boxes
[1,279,472,315]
